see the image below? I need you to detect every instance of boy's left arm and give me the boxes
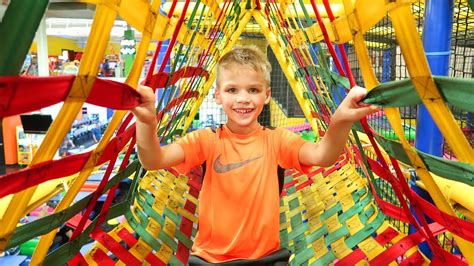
[299,86,380,167]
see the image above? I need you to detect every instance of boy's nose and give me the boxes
[236,92,250,103]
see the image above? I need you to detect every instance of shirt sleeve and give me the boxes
[275,128,312,173]
[175,128,212,173]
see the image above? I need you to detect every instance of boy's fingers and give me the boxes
[353,105,381,119]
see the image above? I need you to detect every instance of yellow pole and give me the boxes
[30,1,163,263]
[253,10,319,135]
[0,3,118,252]
[346,2,474,262]
[182,11,253,132]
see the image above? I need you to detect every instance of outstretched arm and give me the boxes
[299,86,380,167]
[132,86,185,170]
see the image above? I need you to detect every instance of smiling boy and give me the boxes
[132,46,379,265]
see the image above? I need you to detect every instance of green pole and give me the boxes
[122,28,136,76]
[0,0,49,75]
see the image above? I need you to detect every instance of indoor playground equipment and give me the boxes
[1,0,474,265]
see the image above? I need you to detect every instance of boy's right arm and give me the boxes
[132,86,185,170]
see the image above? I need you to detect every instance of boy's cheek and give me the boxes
[214,91,222,104]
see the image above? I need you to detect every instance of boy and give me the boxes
[132,46,379,264]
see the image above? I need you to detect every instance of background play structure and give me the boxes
[0,0,474,265]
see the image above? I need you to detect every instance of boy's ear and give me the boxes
[264,87,271,105]
[215,87,222,105]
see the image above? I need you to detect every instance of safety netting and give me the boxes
[0,0,473,265]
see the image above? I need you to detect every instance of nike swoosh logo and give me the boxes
[213,154,262,173]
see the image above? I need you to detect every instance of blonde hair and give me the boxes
[216,46,272,86]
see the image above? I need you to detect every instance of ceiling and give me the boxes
[1,0,129,45]
[46,0,96,19]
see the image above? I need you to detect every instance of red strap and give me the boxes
[321,0,356,87]
[412,191,474,242]
[117,227,138,248]
[95,137,136,229]
[0,75,72,117]
[0,75,141,117]
[145,66,209,89]
[70,114,135,240]
[308,0,346,81]
[398,251,425,266]
[0,122,136,198]
[144,252,167,266]
[335,226,399,265]
[66,213,92,230]
[68,252,89,266]
[156,0,190,74]
[91,229,141,266]
[295,179,313,191]
[369,223,447,265]
[365,153,474,242]
[90,248,116,265]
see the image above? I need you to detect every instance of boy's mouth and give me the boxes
[233,108,254,114]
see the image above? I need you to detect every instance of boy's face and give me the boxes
[215,65,270,134]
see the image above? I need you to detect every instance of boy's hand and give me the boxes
[332,86,381,123]
[132,85,157,124]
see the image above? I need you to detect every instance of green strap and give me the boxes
[351,120,474,187]
[43,163,143,264]
[324,225,350,246]
[304,225,328,244]
[319,202,342,221]
[44,201,131,265]
[338,190,373,224]
[8,160,140,249]
[373,135,474,186]
[124,207,184,265]
[310,252,336,266]
[363,76,474,112]
[0,0,49,75]
[345,210,385,248]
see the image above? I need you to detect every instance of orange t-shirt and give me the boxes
[176,125,310,263]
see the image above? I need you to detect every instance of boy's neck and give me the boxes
[224,122,262,136]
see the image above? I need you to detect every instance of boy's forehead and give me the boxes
[218,66,266,82]
[218,63,262,76]
[217,62,270,87]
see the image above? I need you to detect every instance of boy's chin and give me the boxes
[227,119,260,129]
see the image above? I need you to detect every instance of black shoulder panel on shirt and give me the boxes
[278,165,285,195]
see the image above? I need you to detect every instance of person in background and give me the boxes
[91,122,102,143]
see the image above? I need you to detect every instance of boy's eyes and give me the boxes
[225,87,261,93]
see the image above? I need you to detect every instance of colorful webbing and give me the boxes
[45,167,141,265]
[0,3,121,250]
[322,0,355,87]
[164,0,238,137]
[2,1,473,265]
[29,1,165,262]
[263,0,332,132]
[68,114,135,241]
[339,1,472,261]
[312,2,454,259]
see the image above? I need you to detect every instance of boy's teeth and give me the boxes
[235,109,252,114]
